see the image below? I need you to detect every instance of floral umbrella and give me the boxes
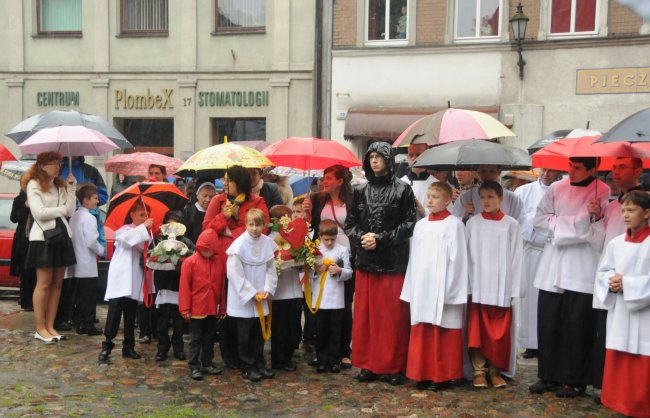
[105,152,184,177]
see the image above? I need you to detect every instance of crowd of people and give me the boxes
[9,144,650,417]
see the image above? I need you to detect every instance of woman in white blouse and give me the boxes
[24,152,77,344]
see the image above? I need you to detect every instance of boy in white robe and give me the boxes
[595,191,650,418]
[400,182,468,391]
[98,201,153,363]
[226,208,278,382]
[466,181,524,388]
[310,220,353,373]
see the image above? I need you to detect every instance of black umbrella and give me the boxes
[6,110,133,149]
[413,139,531,171]
[527,130,571,155]
[597,107,650,143]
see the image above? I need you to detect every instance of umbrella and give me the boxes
[17,126,119,172]
[6,109,133,149]
[105,152,184,177]
[393,108,515,148]
[527,128,601,154]
[597,107,650,143]
[532,135,650,171]
[413,139,532,171]
[270,165,365,179]
[0,143,17,162]
[105,182,188,230]
[0,159,33,180]
[262,137,362,171]
[175,142,274,178]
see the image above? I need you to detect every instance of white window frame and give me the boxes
[364,0,410,46]
[547,0,600,38]
[454,0,502,42]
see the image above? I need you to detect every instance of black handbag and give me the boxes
[34,187,66,244]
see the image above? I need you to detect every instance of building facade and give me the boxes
[328,0,650,154]
[0,0,317,190]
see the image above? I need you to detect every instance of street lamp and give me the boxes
[509,3,529,80]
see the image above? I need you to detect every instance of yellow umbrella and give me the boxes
[175,140,274,177]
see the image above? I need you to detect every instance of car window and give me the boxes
[0,198,16,230]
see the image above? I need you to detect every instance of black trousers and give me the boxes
[156,303,184,355]
[19,269,36,310]
[188,316,217,370]
[219,315,240,368]
[74,277,97,330]
[271,298,302,367]
[137,297,157,338]
[340,275,355,358]
[233,316,266,371]
[315,308,344,367]
[591,308,608,389]
[537,289,597,387]
[302,296,317,345]
[103,297,138,351]
[55,278,75,325]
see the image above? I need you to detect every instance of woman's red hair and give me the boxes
[25,151,65,191]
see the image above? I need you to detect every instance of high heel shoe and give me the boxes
[34,331,57,345]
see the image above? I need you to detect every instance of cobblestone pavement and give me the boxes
[0,295,619,417]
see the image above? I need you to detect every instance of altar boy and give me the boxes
[595,191,650,418]
[400,182,468,391]
[466,181,524,388]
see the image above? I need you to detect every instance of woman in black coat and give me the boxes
[10,175,36,311]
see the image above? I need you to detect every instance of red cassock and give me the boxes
[467,302,512,371]
[601,349,650,418]
[406,324,463,382]
[352,270,410,374]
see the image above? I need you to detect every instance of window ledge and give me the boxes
[32,32,82,39]
[116,32,169,38]
[211,28,266,36]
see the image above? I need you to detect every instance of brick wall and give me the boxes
[333,0,357,48]
[416,0,447,44]
[608,1,644,36]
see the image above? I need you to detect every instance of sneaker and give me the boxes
[190,369,203,380]
[490,372,507,388]
[473,374,488,388]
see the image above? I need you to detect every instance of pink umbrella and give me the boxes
[105,152,184,177]
[262,137,362,171]
[18,125,119,172]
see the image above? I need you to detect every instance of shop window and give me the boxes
[211,118,266,145]
[215,0,265,33]
[120,0,168,35]
[549,0,597,35]
[37,0,82,34]
[113,118,174,155]
[366,0,408,42]
[455,0,500,40]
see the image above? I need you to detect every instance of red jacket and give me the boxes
[178,229,227,316]
[202,192,269,241]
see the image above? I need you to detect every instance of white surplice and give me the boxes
[533,178,610,294]
[104,223,150,301]
[309,243,352,310]
[595,233,650,356]
[400,215,468,328]
[452,187,525,224]
[513,179,551,349]
[68,206,105,278]
[268,231,303,301]
[226,231,278,318]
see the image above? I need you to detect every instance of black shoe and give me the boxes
[341,359,352,369]
[416,380,433,390]
[258,368,275,379]
[242,369,262,382]
[330,364,341,373]
[174,351,186,361]
[385,373,405,386]
[317,364,327,373]
[357,369,377,382]
[122,349,142,359]
[427,381,452,392]
[308,358,319,367]
[190,369,203,380]
[529,380,560,394]
[272,361,297,371]
[55,322,72,331]
[304,344,315,353]
[522,349,538,359]
[224,361,240,370]
[155,352,167,362]
[98,349,111,363]
[555,384,585,398]
[201,365,222,375]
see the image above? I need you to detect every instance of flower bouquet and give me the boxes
[147,222,193,271]
[268,215,321,276]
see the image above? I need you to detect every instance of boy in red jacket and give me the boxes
[179,229,227,380]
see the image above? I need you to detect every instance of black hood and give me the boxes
[363,142,394,182]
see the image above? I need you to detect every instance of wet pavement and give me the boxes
[0,293,619,417]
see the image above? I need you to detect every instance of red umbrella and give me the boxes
[532,135,650,171]
[262,137,361,171]
[105,182,188,230]
[105,152,184,177]
[0,143,17,162]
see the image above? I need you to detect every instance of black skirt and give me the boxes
[25,232,76,269]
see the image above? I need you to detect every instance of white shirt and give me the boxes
[104,223,150,301]
[400,214,468,329]
[309,243,352,310]
[533,178,610,294]
[452,186,525,224]
[514,179,551,249]
[68,206,105,278]
[595,233,650,356]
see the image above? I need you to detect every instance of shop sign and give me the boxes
[114,89,174,110]
[37,91,80,107]
[576,67,650,94]
[197,90,269,107]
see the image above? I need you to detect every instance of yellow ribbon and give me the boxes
[303,258,335,314]
[255,294,272,341]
